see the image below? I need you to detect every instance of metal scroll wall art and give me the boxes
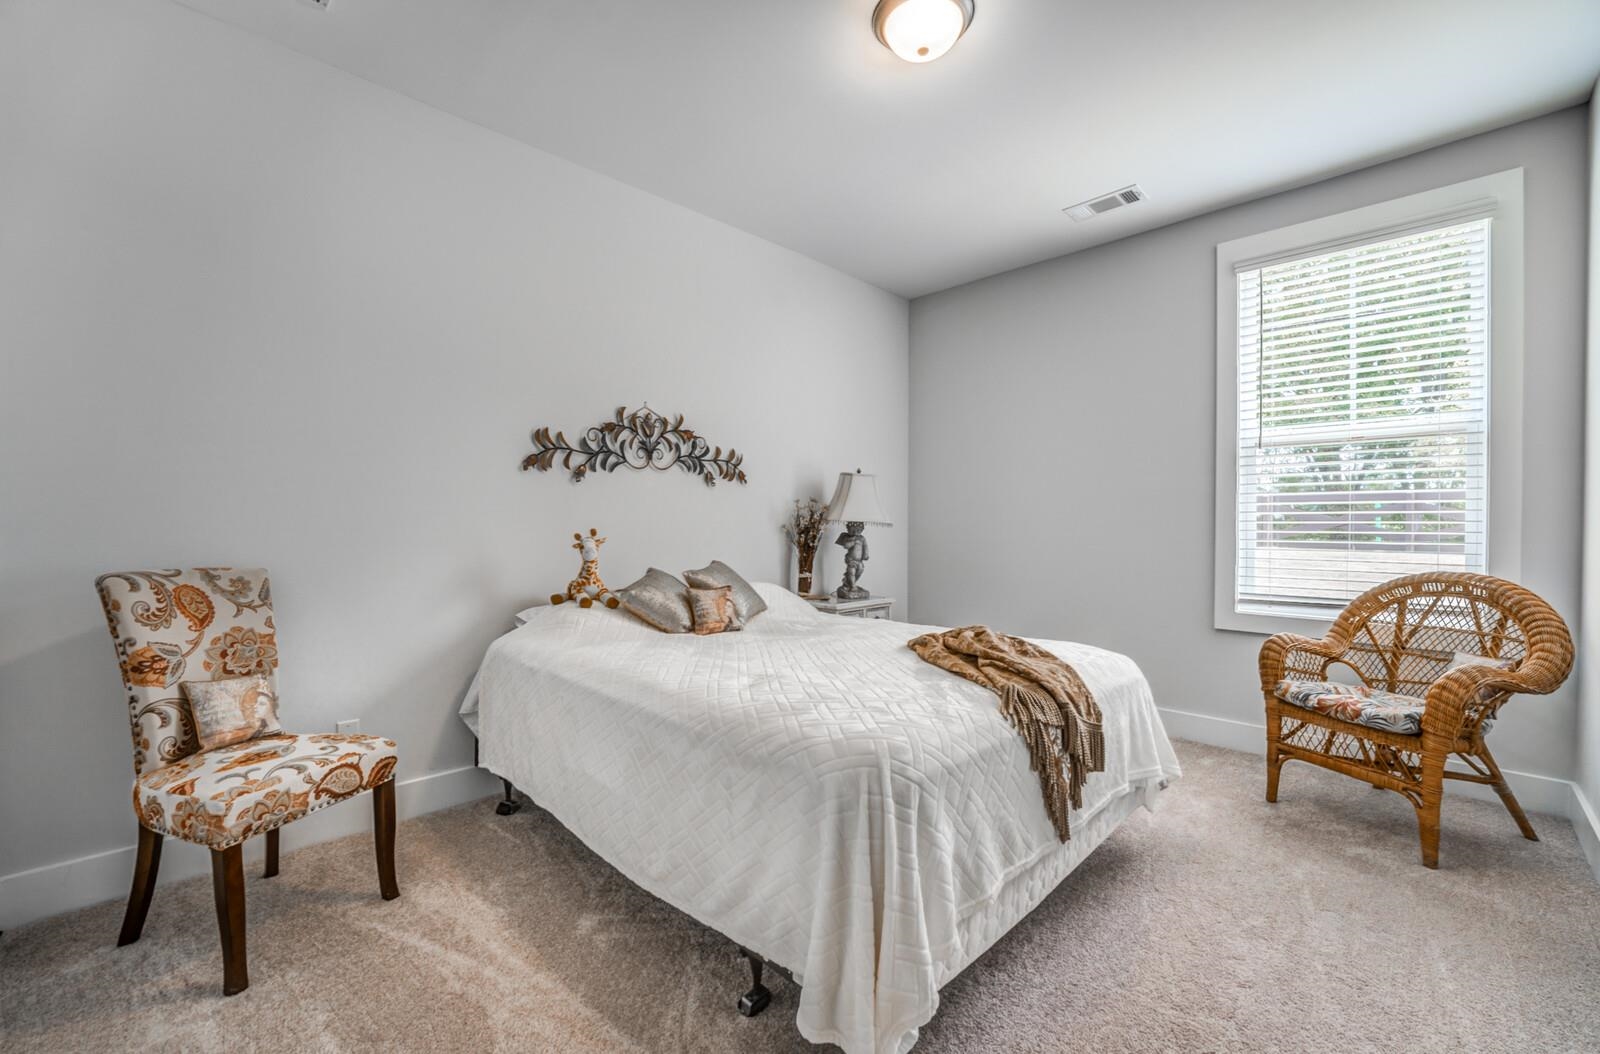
[522,405,748,487]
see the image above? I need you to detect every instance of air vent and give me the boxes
[1062,184,1146,222]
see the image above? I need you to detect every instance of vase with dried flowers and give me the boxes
[783,497,828,597]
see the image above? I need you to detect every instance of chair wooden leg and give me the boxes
[1478,746,1538,841]
[1264,701,1283,803]
[263,828,280,878]
[210,845,248,995]
[373,780,399,901]
[1416,740,1447,869]
[117,827,163,947]
[1415,802,1442,869]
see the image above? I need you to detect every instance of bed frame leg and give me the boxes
[736,947,772,1017]
[495,778,521,816]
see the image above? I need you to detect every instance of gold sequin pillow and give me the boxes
[688,585,737,635]
[616,568,694,633]
[182,675,282,752]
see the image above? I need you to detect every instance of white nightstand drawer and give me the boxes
[808,597,895,620]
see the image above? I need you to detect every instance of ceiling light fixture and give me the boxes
[872,0,975,64]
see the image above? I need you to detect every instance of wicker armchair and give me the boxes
[1259,573,1572,868]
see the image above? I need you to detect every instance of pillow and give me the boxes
[616,568,694,633]
[688,585,737,635]
[1446,652,1516,672]
[683,561,768,627]
[182,675,281,752]
[751,581,828,622]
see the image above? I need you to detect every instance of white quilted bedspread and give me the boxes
[460,585,1180,1054]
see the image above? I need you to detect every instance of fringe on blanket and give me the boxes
[909,627,1105,842]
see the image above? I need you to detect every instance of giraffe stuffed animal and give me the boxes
[551,528,621,609]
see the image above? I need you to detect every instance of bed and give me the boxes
[459,583,1180,1054]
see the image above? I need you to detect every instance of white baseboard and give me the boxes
[1570,783,1600,885]
[0,764,498,931]
[1158,706,1576,820]
[8,726,1593,930]
[1158,706,1266,756]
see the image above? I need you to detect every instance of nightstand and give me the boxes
[807,596,895,620]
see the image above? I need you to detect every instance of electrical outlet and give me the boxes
[336,719,360,735]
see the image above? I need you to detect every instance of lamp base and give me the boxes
[833,519,872,601]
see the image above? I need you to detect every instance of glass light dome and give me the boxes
[872,0,975,64]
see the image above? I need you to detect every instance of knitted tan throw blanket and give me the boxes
[908,626,1105,842]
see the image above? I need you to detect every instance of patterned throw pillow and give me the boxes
[182,675,282,752]
[616,568,694,633]
[688,585,737,635]
[683,560,767,627]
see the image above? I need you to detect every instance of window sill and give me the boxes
[1215,604,1340,637]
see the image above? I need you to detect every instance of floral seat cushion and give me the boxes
[1274,679,1426,736]
[133,732,398,849]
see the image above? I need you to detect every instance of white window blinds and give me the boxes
[1233,218,1490,616]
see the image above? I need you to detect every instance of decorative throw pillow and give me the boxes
[616,568,694,633]
[182,675,282,752]
[1446,652,1516,672]
[688,585,737,635]
[683,560,768,627]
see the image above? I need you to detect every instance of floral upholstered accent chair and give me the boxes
[96,568,400,995]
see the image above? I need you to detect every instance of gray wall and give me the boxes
[0,0,907,915]
[1579,82,1600,859]
[910,107,1587,783]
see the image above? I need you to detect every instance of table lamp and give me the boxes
[824,470,892,601]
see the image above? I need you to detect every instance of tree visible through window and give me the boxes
[1234,218,1489,614]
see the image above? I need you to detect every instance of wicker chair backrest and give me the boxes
[1326,573,1570,708]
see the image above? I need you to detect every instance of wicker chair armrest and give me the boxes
[1259,632,1346,692]
[1420,663,1545,737]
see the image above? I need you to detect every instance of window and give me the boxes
[1237,219,1489,613]
[1215,172,1523,632]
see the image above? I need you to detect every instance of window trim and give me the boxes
[1214,170,1524,635]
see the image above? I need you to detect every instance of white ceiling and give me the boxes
[177,0,1600,298]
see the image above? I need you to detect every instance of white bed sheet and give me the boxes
[460,585,1180,1054]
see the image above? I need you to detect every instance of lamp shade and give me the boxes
[824,471,892,527]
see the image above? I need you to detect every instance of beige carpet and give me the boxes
[4,741,1599,1054]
